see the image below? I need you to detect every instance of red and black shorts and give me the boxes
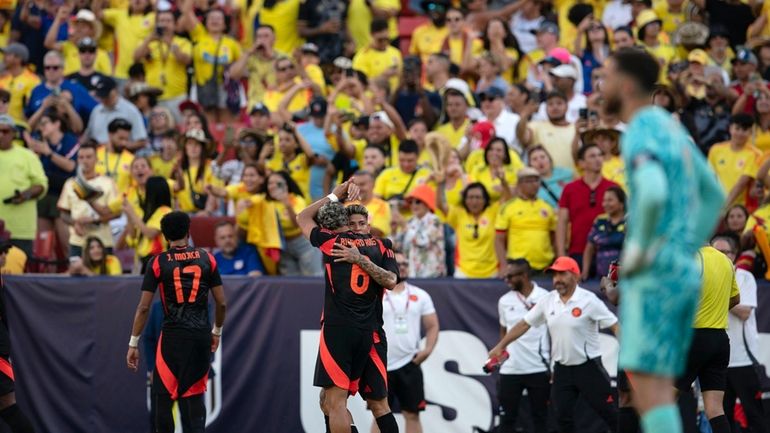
[314,325,373,394]
[152,331,211,400]
[0,355,15,395]
[388,361,427,413]
[358,330,388,401]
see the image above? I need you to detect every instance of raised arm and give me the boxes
[179,0,199,33]
[297,179,359,238]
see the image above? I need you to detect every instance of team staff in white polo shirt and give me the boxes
[489,256,619,433]
[374,251,439,433]
[709,236,767,433]
[497,258,551,433]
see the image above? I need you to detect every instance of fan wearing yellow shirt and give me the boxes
[0,44,40,123]
[708,114,762,206]
[263,57,313,123]
[45,9,113,77]
[347,0,400,51]
[441,8,484,67]
[133,9,192,106]
[97,0,155,80]
[120,176,173,271]
[468,137,523,203]
[435,89,471,149]
[438,181,500,278]
[261,0,304,54]
[95,119,135,194]
[352,19,403,92]
[230,25,280,111]
[68,236,123,276]
[373,139,432,207]
[207,163,264,232]
[637,10,677,84]
[173,129,222,214]
[266,123,317,199]
[409,0,450,63]
[495,167,557,273]
[179,0,242,120]
[350,170,392,237]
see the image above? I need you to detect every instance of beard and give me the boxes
[603,92,623,116]
[431,15,446,26]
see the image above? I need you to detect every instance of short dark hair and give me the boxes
[257,24,275,33]
[160,211,191,242]
[353,169,375,180]
[78,140,99,153]
[364,145,387,158]
[108,118,132,133]
[614,26,633,38]
[347,203,369,219]
[398,139,419,155]
[577,142,601,160]
[730,113,755,129]
[317,202,349,230]
[545,90,567,103]
[371,18,388,34]
[506,258,532,275]
[610,47,660,95]
[215,220,236,231]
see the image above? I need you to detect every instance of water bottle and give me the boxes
[482,351,509,373]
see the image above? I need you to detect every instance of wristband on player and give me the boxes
[326,193,339,203]
[128,335,140,348]
[212,326,223,337]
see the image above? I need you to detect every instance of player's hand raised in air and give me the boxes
[127,347,140,372]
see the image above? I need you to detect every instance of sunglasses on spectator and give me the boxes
[447,16,463,22]
[79,48,96,54]
[277,64,294,72]
[44,65,62,71]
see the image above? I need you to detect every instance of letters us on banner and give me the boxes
[3,276,770,433]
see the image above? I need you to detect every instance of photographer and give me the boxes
[133,8,192,123]
[230,25,279,112]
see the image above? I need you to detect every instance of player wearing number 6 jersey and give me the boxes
[298,180,401,433]
[126,211,227,433]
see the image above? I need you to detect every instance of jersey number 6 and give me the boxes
[173,265,202,303]
[350,264,370,295]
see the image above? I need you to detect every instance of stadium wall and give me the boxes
[4,276,769,433]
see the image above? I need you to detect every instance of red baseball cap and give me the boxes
[549,256,580,275]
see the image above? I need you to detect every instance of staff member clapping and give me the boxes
[489,256,619,433]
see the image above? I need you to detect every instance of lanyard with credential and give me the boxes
[385,287,411,314]
[515,291,534,310]
[104,150,122,179]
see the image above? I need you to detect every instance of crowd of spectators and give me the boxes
[1,0,770,281]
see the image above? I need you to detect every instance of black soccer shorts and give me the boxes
[314,325,373,394]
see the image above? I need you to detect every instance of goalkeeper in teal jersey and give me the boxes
[600,48,725,433]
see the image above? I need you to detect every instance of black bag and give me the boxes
[743,322,770,392]
[197,39,223,110]
[186,169,208,210]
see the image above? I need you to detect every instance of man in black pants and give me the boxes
[675,242,740,433]
[126,211,227,433]
[712,236,768,433]
[496,258,550,433]
[0,239,35,433]
[489,256,619,433]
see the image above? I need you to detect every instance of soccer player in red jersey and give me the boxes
[125,211,227,433]
[298,180,401,433]
[0,241,35,433]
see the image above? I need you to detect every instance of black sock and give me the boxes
[0,404,34,433]
[376,413,398,433]
[709,415,731,433]
[618,407,640,433]
[324,415,330,433]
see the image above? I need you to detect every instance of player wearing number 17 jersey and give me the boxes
[126,211,227,433]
